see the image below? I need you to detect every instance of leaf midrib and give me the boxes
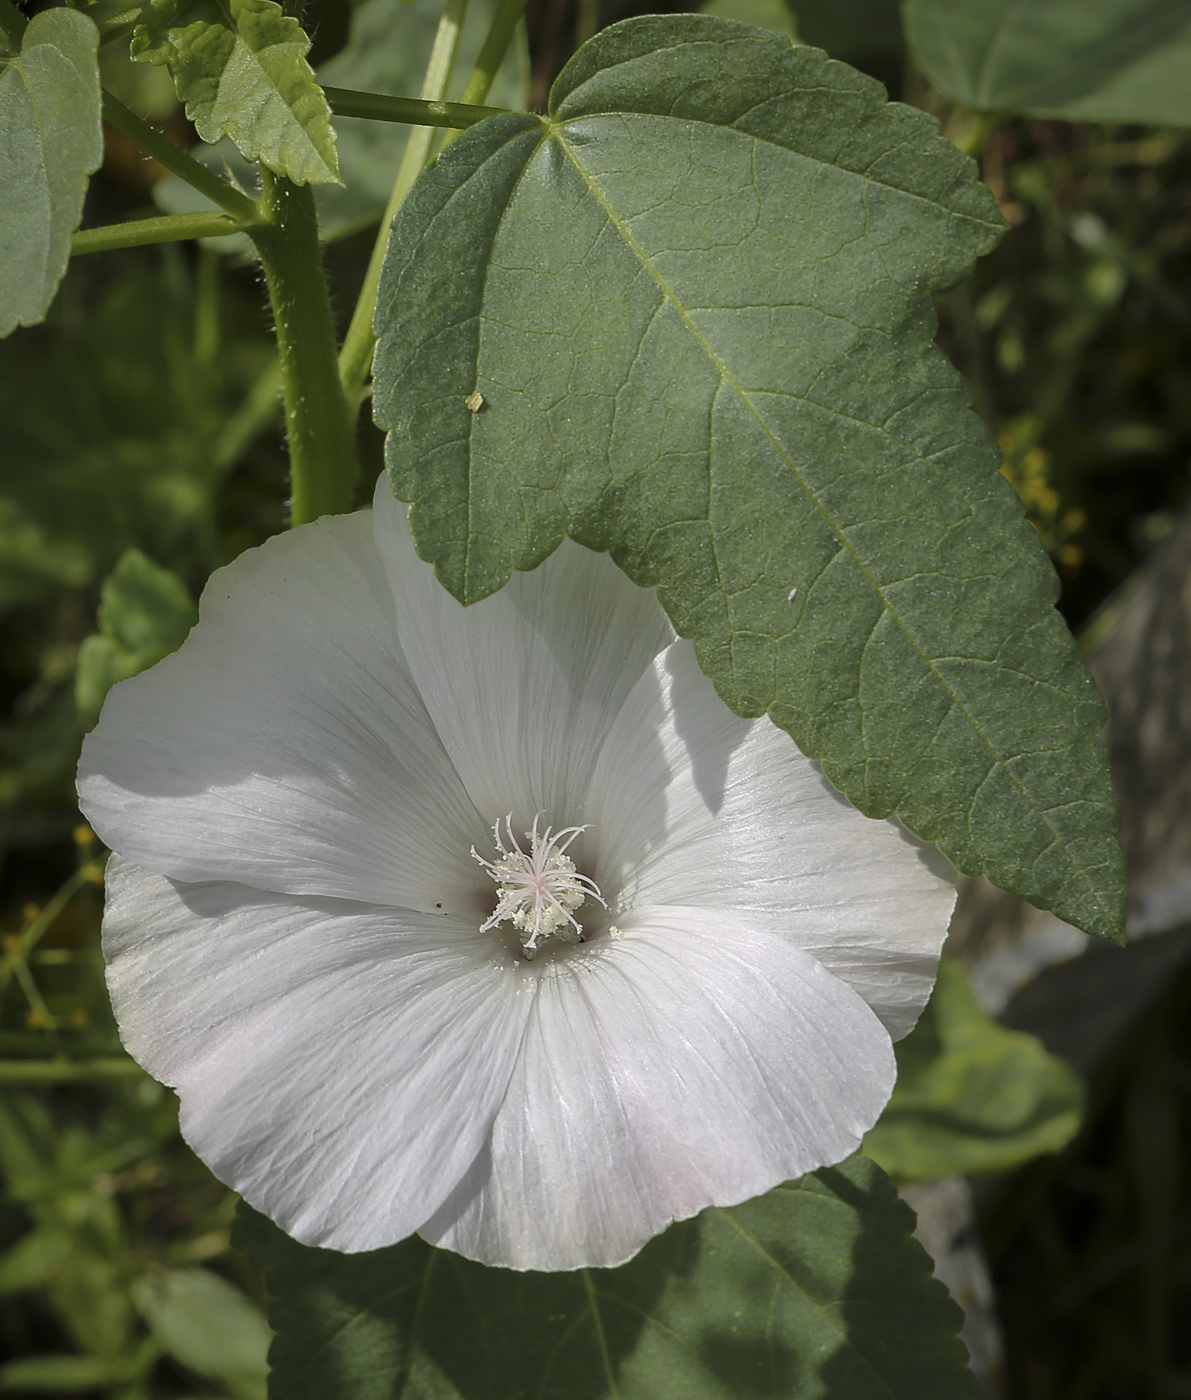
[549,123,1105,922]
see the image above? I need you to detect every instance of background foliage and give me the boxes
[2,0,1190,1395]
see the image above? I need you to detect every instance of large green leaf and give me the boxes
[372,15,1124,940]
[863,959,1085,1181]
[132,0,340,184]
[237,1157,975,1400]
[0,8,103,339]
[903,0,1191,127]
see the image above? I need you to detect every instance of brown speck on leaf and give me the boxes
[465,391,484,413]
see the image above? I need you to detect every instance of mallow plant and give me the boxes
[3,0,1148,1392]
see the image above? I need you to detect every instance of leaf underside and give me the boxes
[238,1157,976,1400]
[0,8,103,339]
[904,0,1191,127]
[133,0,340,184]
[372,15,1125,939]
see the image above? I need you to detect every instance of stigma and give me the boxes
[473,814,606,959]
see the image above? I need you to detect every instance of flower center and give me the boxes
[472,814,606,959]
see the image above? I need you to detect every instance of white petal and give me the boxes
[103,858,531,1250]
[371,480,673,829]
[78,511,487,911]
[585,641,957,1039]
[420,908,894,1270]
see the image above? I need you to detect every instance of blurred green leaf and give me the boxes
[0,8,103,338]
[699,0,798,41]
[76,549,197,728]
[374,14,1125,940]
[792,0,902,77]
[238,1156,975,1400]
[864,959,1085,1181]
[156,0,530,241]
[133,1268,270,1397]
[0,257,274,613]
[132,0,341,183]
[903,0,1191,126]
[0,1096,141,1364]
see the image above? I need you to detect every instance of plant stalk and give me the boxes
[337,0,471,408]
[324,86,510,129]
[72,211,245,255]
[0,1057,143,1084]
[452,0,528,113]
[102,92,259,222]
[251,171,355,524]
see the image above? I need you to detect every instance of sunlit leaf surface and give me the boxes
[373,15,1125,940]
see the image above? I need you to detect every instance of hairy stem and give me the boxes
[251,171,355,524]
[338,0,471,408]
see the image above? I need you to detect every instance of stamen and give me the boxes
[472,813,606,958]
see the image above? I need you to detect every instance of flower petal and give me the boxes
[103,858,532,1250]
[371,480,673,828]
[79,511,487,911]
[585,641,957,1039]
[420,908,895,1270]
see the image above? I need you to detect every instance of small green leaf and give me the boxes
[132,0,340,184]
[0,8,103,338]
[373,14,1125,940]
[863,959,1085,1181]
[154,0,530,242]
[237,1156,975,1400]
[76,549,198,727]
[133,1268,270,1396]
[903,0,1191,127]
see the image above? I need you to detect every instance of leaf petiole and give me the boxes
[323,85,511,129]
[72,211,248,255]
[101,91,260,223]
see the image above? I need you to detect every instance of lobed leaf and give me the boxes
[863,959,1085,1181]
[132,0,340,184]
[372,15,1125,939]
[903,0,1191,127]
[0,8,103,339]
[238,1157,976,1400]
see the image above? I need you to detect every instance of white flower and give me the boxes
[77,480,956,1272]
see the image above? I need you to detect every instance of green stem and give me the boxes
[324,86,510,129]
[102,92,259,223]
[0,1057,143,1084]
[441,0,528,139]
[338,0,471,408]
[251,170,355,525]
[72,211,245,256]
